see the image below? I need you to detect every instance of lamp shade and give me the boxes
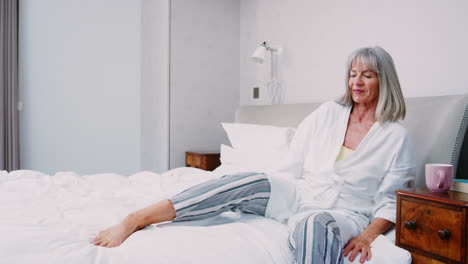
[250,45,267,64]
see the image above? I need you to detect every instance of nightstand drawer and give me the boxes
[400,199,463,261]
[186,153,202,168]
[185,152,221,171]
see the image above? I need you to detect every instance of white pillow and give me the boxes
[213,144,301,180]
[221,123,296,152]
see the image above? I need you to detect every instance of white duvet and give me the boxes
[0,169,294,264]
[0,168,411,264]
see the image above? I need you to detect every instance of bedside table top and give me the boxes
[186,151,220,156]
[396,187,468,207]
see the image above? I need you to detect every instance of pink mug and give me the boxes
[425,163,453,192]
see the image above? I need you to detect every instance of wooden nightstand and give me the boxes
[396,188,468,264]
[185,152,221,171]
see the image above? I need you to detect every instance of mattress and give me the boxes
[0,168,294,264]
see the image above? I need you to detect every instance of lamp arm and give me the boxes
[262,41,278,52]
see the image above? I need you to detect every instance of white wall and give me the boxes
[170,0,240,168]
[240,0,468,105]
[141,0,170,173]
[19,0,142,175]
[19,0,239,174]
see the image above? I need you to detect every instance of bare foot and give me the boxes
[92,200,176,247]
[92,220,136,248]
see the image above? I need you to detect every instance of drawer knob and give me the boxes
[438,229,450,240]
[404,220,416,230]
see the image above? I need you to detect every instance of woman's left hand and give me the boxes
[343,233,373,263]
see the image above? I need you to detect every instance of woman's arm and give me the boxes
[343,217,394,263]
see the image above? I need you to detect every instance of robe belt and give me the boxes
[300,173,373,210]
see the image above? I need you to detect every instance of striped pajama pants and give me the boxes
[169,172,344,264]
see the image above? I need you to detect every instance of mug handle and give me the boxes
[436,170,446,189]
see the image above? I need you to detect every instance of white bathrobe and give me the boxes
[265,100,416,226]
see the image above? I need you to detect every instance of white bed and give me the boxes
[0,169,407,264]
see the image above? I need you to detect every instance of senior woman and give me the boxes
[92,46,415,264]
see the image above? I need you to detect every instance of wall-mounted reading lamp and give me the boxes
[250,41,283,104]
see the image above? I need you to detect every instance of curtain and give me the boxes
[0,0,20,171]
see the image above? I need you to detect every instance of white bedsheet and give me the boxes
[0,169,293,264]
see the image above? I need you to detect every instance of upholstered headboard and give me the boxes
[235,94,468,187]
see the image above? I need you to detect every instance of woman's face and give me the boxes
[348,60,379,106]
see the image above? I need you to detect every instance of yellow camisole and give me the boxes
[336,145,354,161]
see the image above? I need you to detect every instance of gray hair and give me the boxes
[337,46,406,123]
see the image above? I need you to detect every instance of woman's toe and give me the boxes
[93,238,103,245]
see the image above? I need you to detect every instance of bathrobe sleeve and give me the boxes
[372,130,416,223]
[289,102,334,179]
